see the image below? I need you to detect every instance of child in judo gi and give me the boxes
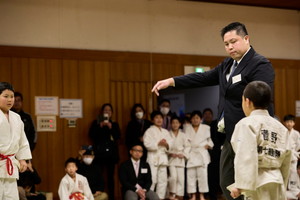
[229,81,291,200]
[168,116,190,200]
[0,82,32,200]
[143,110,173,200]
[284,114,300,200]
[185,110,213,200]
[58,157,94,200]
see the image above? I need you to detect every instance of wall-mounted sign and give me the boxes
[296,100,300,117]
[36,116,56,132]
[60,99,83,118]
[35,96,58,116]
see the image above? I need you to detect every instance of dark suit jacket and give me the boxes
[119,159,152,195]
[174,47,274,141]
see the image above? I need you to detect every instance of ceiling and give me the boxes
[181,0,300,10]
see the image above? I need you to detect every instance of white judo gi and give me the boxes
[0,110,32,200]
[168,129,191,196]
[185,124,213,194]
[58,173,94,200]
[143,125,173,199]
[228,110,291,200]
[286,128,300,199]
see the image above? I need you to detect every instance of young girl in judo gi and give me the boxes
[0,82,32,200]
[58,157,94,200]
[168,116,190,200]
[143,110,173,200]
[185,110,213,200]
[229,81,291,200]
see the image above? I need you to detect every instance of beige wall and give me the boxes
[0,0,299,59]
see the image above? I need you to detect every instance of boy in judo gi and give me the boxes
[229,81,291,200]
[0,82,32,200]
[185,111,214,200]
[168,116,190,200]
[284,114,300,200]
[143,110,173,200]
[58,157,94,200]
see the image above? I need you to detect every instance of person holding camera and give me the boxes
[89,103,121,200]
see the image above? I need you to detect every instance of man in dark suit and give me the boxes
[119,144,159,200]
[151,22,274,200]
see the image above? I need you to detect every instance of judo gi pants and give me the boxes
[187,166,208,194]
[0,178,18,200]
[149,164,167,199]
[243,182,286,200]
[168,166,185,196]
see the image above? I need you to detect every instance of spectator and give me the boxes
[12,92,37,151]
[119,144,159,200]
[143,110,173,200]
[125,103,152,161]
[17,161,46,200]
[185,110,213,200]
[58,157,94,200]
[89,103,121,200]
[159,99,174,131]
[283,114,300,200]
[76,146,108,200]
[168,116,190,200]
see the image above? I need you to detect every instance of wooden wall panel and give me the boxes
[11,58,30,106]
[0,57,12,83]
[0,46,300,200]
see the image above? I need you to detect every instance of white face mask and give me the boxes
[83,157,93,165]
[160,107,170,115]
[135,111,144,119]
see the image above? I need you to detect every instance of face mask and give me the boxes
[160,107,170,115]
[83,157,93,165]
[135,111,144,119]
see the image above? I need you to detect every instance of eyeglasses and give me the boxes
[132,149,143,153]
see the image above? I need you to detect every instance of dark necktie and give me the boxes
[229,61,238,78]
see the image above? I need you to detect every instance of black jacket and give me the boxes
[174,47,274,141]
[119,159,152,195]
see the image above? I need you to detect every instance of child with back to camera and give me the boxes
[228,81,291,200]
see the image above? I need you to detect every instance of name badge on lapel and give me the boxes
[232,74,241,84]
[141,168,148,174]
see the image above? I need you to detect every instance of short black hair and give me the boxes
[221,22,248,39]
[203,108,213,115]
[65,157,77,168]
[159,99,170,106]
[130,103,145,120]
[14,92,23,101]
[283,114,295,122]
[171,115,181,123]
[0,82,14,94]
[101,103,113,113]
[150,110,163,120]
[243,81,271,109]
[190,110,202,119]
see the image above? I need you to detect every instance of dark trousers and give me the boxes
[98,162,116,200]
[219,140,243,200]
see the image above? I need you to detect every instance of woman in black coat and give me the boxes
[89,103,121,200]
[125,103,152,161]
